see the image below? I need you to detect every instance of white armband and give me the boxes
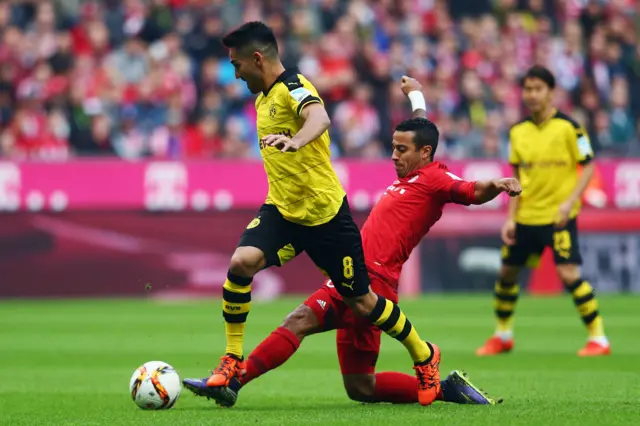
[408,90,426,112]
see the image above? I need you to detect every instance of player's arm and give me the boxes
[400,76,426,118]
[506,166,521,221]
[472,177,521,204]
[556,124,595,226]
[437,173,521,206]
[262,79,330,153]
[291,103,331,148]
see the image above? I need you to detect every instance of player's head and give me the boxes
[222,21,279,94]
[521,65,555,114]
[392,117,439,178]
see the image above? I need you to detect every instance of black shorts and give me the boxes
[237,197,369,298]
[502,218,582,267]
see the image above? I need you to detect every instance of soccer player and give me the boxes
[201,22,445,406]
[476,65,610,357]
[184,77,521,407]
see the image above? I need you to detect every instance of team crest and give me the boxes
[269,100,277,119]
[246,217,260,229]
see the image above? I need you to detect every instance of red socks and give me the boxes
[240,327,301,386]
[374,372,444,403]
[373,372,418,403]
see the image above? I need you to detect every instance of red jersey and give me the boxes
[361,161,477,285]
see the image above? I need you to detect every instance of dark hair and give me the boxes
[395,117,439,158]
[222,21,278,56]
[521,65,556,89]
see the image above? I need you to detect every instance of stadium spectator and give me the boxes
[0,0,637,160]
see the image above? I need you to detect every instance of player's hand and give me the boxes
[501,219,516,246]
[495,177,522,197]
[555,200,573,228]
[261,135,301,153]
[400,76,422,96]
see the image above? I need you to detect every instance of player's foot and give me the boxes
[208,354,245,387]
[441,370,503,405]
[475,336,513,356]
[182,376,242,407]
[577,340,611,357]
[414,342,441,406]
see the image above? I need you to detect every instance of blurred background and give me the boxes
[0,0,639,300]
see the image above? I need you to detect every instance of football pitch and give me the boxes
[2,295,639,426]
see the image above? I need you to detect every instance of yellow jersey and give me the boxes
[255,68,345,226]
[509,110,594,225]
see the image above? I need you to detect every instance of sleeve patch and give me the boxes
[577,135,593,157]
[290,87,312,103]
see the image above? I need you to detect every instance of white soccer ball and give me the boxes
[129,361,181,410]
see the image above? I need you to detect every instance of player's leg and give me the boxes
[304,199,440,406]
[477,224,540,356]
[185,205,297,394]
[552,219,610,356]
[184,283,345,406]
[337,320,501,405]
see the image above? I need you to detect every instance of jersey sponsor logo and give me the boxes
[259,129,293,150]
[290,87,312,103]
[246,217,261,229]
[577,135,593,157]
[385,184,406,195]
[520,160,569,169]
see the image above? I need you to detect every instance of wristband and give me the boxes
[408,90,426,112]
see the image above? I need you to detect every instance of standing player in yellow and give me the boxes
[476,65,610,357]
[185,22,442,406]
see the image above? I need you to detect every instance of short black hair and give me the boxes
[521,65,556,89]
[222,21,278,57]
[395,117,439,158]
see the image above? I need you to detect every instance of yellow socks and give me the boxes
[566,279,605,338]
[493,280,519,336]
[369,296,431,364]
[222,271,252,358]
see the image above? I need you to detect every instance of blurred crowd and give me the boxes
[0,0,638,161]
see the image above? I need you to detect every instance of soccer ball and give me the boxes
[129,361,181,410]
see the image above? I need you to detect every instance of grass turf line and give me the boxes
[1,295,639,426]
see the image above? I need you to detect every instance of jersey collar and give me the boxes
[263,67,300,96]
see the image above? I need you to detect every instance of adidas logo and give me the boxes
[316,299,326,310]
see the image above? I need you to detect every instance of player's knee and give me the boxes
[556,264,581,285]
[343,376,375,402]
[281,305,318,341]
[344,291,376,317]
[499,265,521,283]
[229,247,266,278]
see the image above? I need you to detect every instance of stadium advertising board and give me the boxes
[0,160,639,298]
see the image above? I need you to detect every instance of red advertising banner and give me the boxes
[1,159,639,212]
[1,210,639,299]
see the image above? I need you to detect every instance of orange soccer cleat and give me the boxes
[414,342,441,406]
[577,341,611,357]
[206,355,245,387]
[475,336,514,356]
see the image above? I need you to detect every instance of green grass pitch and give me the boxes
[2,295,639,426]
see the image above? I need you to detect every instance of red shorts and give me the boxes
[303,273,398,376]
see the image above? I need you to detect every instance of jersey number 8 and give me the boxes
[342,256,354,279]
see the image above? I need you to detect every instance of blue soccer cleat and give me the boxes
[182,376,242,408]
[441,370,503,405]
